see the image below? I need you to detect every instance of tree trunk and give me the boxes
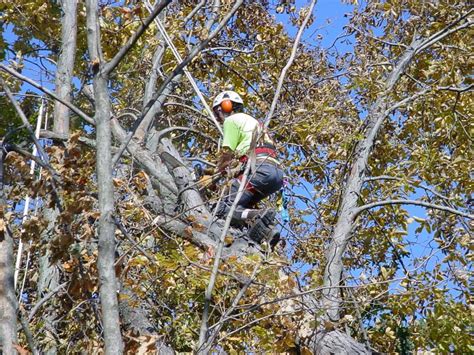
[0,144,18,354]
[94,75,123,354]
[321,40,423,320]
[37,208,61,354]
[0,230,17,355]
[86,0,123,353]
[40,0,78,348]
[53,0,78,136]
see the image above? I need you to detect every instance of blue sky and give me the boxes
[274,0,354,51]
[3,0,463,298]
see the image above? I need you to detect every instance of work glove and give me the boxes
[198,174,217,191]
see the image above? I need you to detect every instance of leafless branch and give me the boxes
[0,78,56,175]
[201,45,258,54]
[28,282,68,321]
[354,199,473,219]
[185,157,216,167]
[155,126,218,144]
[414,11,473,55]
[348,25,408,48]
[203,260,262,349]
[184,0,206,24]
[163,101,209,117]
[385,88,430,113]
[5,144,61,184]
[364,176,451,201]
[265,0,317,128]
[197,147,253,352]
[437,84,473,92]
[18,308,40,355]
[0,64,94,125]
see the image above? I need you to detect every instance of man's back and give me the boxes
[222,113,258,157]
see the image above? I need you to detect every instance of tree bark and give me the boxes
[0,144,18,354]
[321,40,422,321]
[53,0,78,136]
[321,14,471,320]
[36,208,61,355]
[85,0,123,353]
[0,229,17,355]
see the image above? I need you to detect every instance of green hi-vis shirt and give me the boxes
[222,113,259,157]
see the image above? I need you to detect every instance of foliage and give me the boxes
[1,0,472,353]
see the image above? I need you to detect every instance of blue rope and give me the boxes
[280,178,290,224]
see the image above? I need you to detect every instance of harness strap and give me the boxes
[240,146,278,164]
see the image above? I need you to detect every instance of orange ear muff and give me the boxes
[221,99,233,113]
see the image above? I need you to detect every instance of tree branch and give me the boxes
[111,0,243,166]
[154,126,218,144]
[28,282,68,321]
[437,84,473,92]
[0,78,51,165]
[354,199,473,219]
[364,175,451,202]
[103,0,172,75]
[202,260,262,351]
[348,25,408,48]
[414,10,473,55]
[184,0,206,24]
[0,64,94,125]
[384,88,430,113]
[5,144,61,184]
[197,151,252,353]
[264,0,317,127]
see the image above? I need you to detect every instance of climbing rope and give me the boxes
[144,0,223,136]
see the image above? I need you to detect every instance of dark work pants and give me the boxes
[217,162,284,225]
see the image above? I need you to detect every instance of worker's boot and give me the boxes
[248,209,278,244]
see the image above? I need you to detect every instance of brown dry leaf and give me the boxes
[184,226,193,237]
[186,215,197,223]
[12,344,29,355]
[192,222,206,232]
[137,335,159,355]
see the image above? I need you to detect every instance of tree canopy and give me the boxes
[0,0,472,353]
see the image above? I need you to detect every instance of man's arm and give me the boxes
[216,147,234,173]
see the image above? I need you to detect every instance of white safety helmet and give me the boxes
[212,90,244,113]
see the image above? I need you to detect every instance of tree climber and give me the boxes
[211,90,284,243]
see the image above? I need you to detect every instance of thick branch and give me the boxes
[437,84,473,92]
[414,11,473,55]
[111,0,243,165]
[0,144,17,354]
[321,11,473,321]
[385,88,430,113]
[53,0,78,136]
[86,0,124,353]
